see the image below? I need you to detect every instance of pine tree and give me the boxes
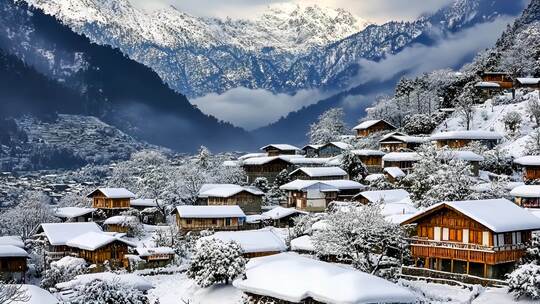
[340,149,368,181]
[307,108,347,145]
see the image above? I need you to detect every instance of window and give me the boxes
[211,219,217,225]
[225,218,231,226]
[442,228,449,241]
[186,219,192,225]
[504,233,513,245]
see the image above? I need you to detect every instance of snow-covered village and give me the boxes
[1,0,540,303]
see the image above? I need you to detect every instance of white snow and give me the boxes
[200,228,287,254]
[87,187,136,198]
[0,245,28,257]
[351,149,386,156]
[198,184,264,198]
[238,152,267,160]
[10,285,59,304]
[322,142,351,150]
[384,167,406,178]
[405,199,540,233]
[302,144,324,150]
[323,179,366,190]
[103,215,139,225]
[510,185,540,198]
[289,157,331,165]
[353,119,394,130]
[0,235,25,248]
[241,156,293,165]
[382,152,421,162]
[430,130,503,141]
[261,207,306,220]
[438,150,485,162]
[380,133,428,144]
[517,77,540,85]
[515,155,540,166]
[280,180,337,191]
[364,174,386,182]
[290,235,315,252]
[56,272,153,291]
[135,247,175,257]
[54,207,95,219]
[357,189,411,204]
[65,231,134,251]
[475,81,501,88]
[260,144,300,152]
[175,205,246,218]
[290,167,347,178]
[40,222,103,246]
[233,252,417,303]
[130,199,161,207]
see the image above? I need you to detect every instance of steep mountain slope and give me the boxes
[0,0,252,152]
[23,0,524,98]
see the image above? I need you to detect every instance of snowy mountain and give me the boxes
[0,0,253,153]
[22,0,524,98]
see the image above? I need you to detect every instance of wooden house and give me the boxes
[260,207,307,228]
[0,245,28,282]
[87,188,135,215]
[401,199,540,281]
[135,247,175,268]
[54,207,95,222]
[353,119,396,138]
[354,189,410,205]
[289,167,347,181]
[280,180,365,212]
[510,185,540,208]
[383,167,406,182]
[242,156,294,183]
[103,215,139,234]
[260,144,300,156]
[173,205,246,232]
[514,156,540,181]
[130,199,165,225]
[200,229,287,258]
[379,132,428,152]
[516,77,540,89]
[351,149,386,173]
[317,142,351,158]
[37,222,104,262]
[198,184,264,214]
[382,152,420,173]
[301,144,323,158]
[430,130,502,149]
[289,157,330,168]
[65,231,134,266]
[478,72,514,89]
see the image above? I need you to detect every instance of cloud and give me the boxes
[191,87,332,130]
[130,0,453,23]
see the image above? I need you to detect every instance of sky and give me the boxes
[131,0,454,23]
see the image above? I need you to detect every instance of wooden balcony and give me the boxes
[409,238,525,265]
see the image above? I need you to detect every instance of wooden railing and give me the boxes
[408,238,525,264]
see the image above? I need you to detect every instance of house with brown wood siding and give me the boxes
[0,245,28,282]
[514,156,540,181]
[198,184,264,215]
[87,188,136,216]
[173,205,246,232]
[401,198,540,281]
[430,130,502,149]
[66,231,134,266]
[260,144,300,156]
[351,149,386,173]
[379,132,428,152]
[353,119,396,138]
[242,156,295,183]
[289,167,347,181]
[478,71,514,89]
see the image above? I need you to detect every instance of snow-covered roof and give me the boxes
[261,207,306,220]
[87,187,136,199]
[517,77,540,85]
[353,119,395,130]
[222,160,240,167]
[289,157,331,165]
[260,144,300,152]
[439,150,485,162]
[472,182,524,193]
[198,184,264,198]
[233,253,417,304]
[475,81,500,88]
[280,179,364,191]
[321,142,351,150]
[510,185,540,198]
[238,152,267,160]
[383,167,406,178]
[515,156,540,166]
[175,205,246,218]
[40,222,103,246]
[54,207,95,218]
[242,156,293,166]
[0,245,28,257]
[311,220,330,231]
[364,174,386,182]
[0,235,24,248]
[103,215,139,225]
[56,273,153,292]
[290,235,315,252]
[302,144,323,150]
[11,285,58,304]
[430,130,503,141]
[135,247,175,257]
[356,189,410,204]
[351,149,386,156]
[380,133,428,144]
[323,180,365,190]
[130,198,161,207]
[66,232,134,251]
[290,167,347,178]
[380,200,418,217]
[382,152,421,162]
[403,198,540,233]
[201,229,287,254]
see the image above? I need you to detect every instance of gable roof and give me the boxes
[517,77,540,85]
[290,167,347,178]
[130,198,162,207]
[201,228,287,254]
[383,167,406,178]
[380,133,428,144]
[351,149,386,156]
[175,205,246,218]
[242,156,294,166]
[438,150,484,162]
[86,188,135,199]
[320,142,351,150]
[356,189,410,204]
[430,130,503,141]
[475,81,500,88]
[0,245,28,257]
[260,144,300,152]
[198,184,264,198]
[54,207,95,219]
[0,236,25,248]
[280,179,365,192]
[382,152,421,162]
[402,198,540,233]
[510,185,540,198]
[261,207,306,220]
[353,119,395,131]
[66,232,135,251]
[515,156,540,166]
[39,222,103,246]
[302,144,324,150]
[289,157,331,166]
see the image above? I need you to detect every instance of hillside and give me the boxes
[0,0,253,153]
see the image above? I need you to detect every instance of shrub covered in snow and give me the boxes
[69,278,148,304]
[480,148,514,175]
[508,263,540,300]
[187,239,246,287]
[291,213,326,239]
[307,108,348,145]
[41,256,87,289]
[503,111,523,136]
[525,129,540,156]
[340,149,368,181]
[402,113,445,135]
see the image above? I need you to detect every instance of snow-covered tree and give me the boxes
[340,149,368,181]
[187,239,246,287]
[455,84,479,130]
[528,97,540,128]
[508,264,540,300]
[402,113,444,135]
[503,111,523,136]
[57,192,91,208]
[291,213,326,239]
[312,204,407,278]
[480,147,514,175]
[0,283,30,304]
[69,279,147,304]
[41,256,87,289]
[251,177,270,193]
[307,108,347,145]
[525,129,540,156]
